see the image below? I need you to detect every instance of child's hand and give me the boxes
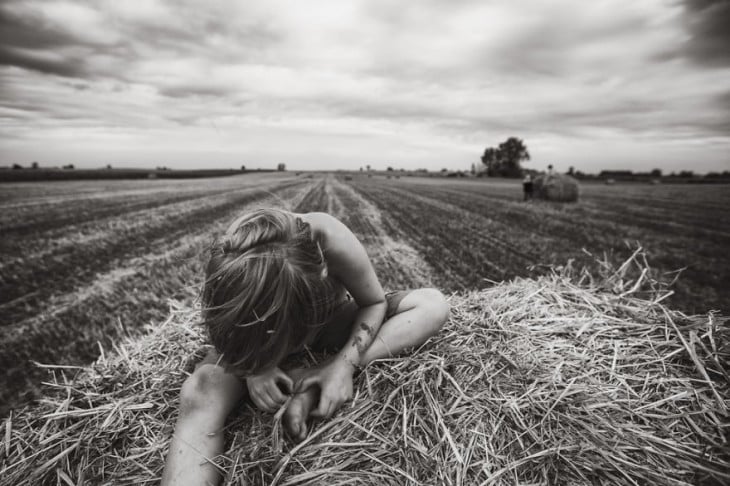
[246,367,293,412]
[296,358,355,419]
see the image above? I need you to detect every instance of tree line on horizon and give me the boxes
[479,137,727,180]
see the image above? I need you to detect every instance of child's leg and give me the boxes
[282,288,449,439]
[161,350,245,486]
[361,288,449,364]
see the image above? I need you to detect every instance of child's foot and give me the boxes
[283,368,318,442]
[284,392,311,441]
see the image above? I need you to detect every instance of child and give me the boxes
[161,208,449,485]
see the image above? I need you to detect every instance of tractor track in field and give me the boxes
[0,186,269,257]
[345,180,523,290]
[326,176,437,290]
[437,181,730,239]
[288,176,437,290]
[0,189,221,237]
[358,181,541,260]
[0,181,307,323]
[395,182,730,271]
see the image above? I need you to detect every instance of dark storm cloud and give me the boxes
[0,0,281,81]
[0,4,81,50]
[678,0,730,66]
[0,47,87,78]
[0,4,93,77]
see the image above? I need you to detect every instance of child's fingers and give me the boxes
[323,401,335,419]
[261,396,277,412]
[267,383,287,404]
[251,392,269,412]
[275,372,294,394]
[312,397,332,418]
[295,375,319,393]
[253,387,276,411]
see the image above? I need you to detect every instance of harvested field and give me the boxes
[344,176,730,313]
[1,173,728,485]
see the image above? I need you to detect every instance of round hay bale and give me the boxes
[533,173,580,202]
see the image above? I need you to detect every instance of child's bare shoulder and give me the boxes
[297,212,348,242]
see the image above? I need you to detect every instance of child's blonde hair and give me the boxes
[202,209,337,375]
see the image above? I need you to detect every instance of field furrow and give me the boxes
[0,181,306,323]
[326,176,437,290]
[345,181,521,290]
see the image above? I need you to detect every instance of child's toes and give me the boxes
[284,409,304,439]
[295,421,308,441]
[284,412,308,441]
[283,415,297,436]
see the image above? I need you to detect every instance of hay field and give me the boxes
[0,173,728,485]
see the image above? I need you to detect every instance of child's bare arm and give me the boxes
[296,212,387,417]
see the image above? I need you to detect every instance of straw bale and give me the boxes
[2,255,728,485]
[534,174,580,202]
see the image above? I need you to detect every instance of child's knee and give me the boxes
[414,288,449,331]
[179,365,240,418]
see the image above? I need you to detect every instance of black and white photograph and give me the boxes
[1,1,728,484]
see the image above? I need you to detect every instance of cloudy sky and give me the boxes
[1,0,728,173]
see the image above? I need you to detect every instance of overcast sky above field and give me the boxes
[1,0,729,173]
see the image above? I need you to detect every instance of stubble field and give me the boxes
[1,172,728,415]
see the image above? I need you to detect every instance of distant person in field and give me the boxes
[161,208,449,486]
[522,174,533,201]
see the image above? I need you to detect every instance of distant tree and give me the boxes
[359,167,363,171]
[106,164,112,169]
[277,163,286,171]
[679,170,694,178]
[387,166,394,171]
[31,161,39,169]
[567,166,574,176]
[480,147,499,176]
[650,168,662,177]
[366,164,371,171]
[441,168,448,173]
[470,163,476,175]
[241,165,246,171]
[481,137,530,178]
[62,164,74,170]
[498,137,530,177]
[12,163,23,170]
